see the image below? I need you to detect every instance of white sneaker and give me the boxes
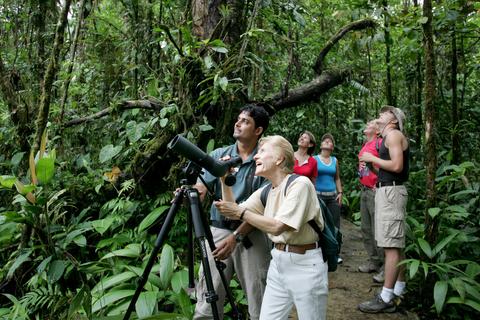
[373,270,385,283]
[337,256,343,264]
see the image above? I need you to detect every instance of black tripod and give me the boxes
[123,162,241,320]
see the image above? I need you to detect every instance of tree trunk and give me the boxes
[383,0,394,106]
[59,0,88,125]
[33,0,72,154]
[422,0,438,244]
[450,26,460,164]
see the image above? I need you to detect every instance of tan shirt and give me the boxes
[240,175,324,245]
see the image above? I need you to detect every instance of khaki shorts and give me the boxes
[375,185,408,248]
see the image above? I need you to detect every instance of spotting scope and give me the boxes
[168,135,242,184]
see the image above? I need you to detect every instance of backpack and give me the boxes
[260,174,341,272]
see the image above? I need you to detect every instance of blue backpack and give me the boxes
[260,174,341,272]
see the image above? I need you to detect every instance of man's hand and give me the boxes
[214,200,241,220]
[212,235,236,260]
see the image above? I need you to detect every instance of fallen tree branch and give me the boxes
[313,19,376,75]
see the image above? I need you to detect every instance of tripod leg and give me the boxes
[123,189,184,320]
[187,206,195,289]
[187,189,242,320]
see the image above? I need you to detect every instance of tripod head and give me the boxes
[181,161,203,185]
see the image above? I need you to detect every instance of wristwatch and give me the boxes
[233,230,244,243]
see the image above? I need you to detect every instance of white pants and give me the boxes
[260,247,328,320]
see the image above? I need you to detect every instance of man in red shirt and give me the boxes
[357,121,384,277]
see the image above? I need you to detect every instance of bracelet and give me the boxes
[239,208,247,220]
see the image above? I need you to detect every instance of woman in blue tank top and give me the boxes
[314,133,344,263]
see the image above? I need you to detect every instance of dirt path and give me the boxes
[324,217,417,320]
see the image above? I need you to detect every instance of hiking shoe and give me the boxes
[358,294,396,313]
[373,270,385,283]
[358,262,379,273]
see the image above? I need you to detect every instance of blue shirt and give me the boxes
[313,155,337,192]
[201,142,265,221]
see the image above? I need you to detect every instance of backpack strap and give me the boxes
[260,174,300,207]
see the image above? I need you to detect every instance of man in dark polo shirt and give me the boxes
[358,106,409,313]
[193,105,271,320]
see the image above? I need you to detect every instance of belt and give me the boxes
[376,181,403,188]
[212,219,242,231]
[274,242,319,254]
[360,185,375,191]
[317,191,336,197]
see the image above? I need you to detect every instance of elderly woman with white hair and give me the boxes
[214,135,328,320]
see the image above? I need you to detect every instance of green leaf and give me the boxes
[48,260,66,283]
[447,297,480,312]
[0,175,16,189]
[139,206,169,232]
[434,280,448,314]
[211,46,228,53]
[199,124,214,132]
[11,152,25,167]
[432,231,459,255]
[451,278,466,300]
[68,287,86,319]
[409,259,420,279]
[92,217,115,235]
[418,17,429,24]
[206,139,215,154]
[36,255,53,274]
[160,118,168,128]
[36,156,55,184]
[99,144,122,163]
[422,262,429,279]
[428,207,441,219]
[101,244,142,260]
[176,289,194,317]
[126,121,147,143]
[92,289,135,313]
[7,249,32,279]
[159,244,174,289]
[135,291,157,318]
[92,271,137,294]
[216,76,228,91]
[418,238,433,258]
[203,55,214,69]
[171,270,189,294]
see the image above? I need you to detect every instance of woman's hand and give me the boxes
[336,192,343,205]
[212,235,236,260]
[359,152,375,163]
[214,200,241,220]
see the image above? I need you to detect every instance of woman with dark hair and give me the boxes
[214,135,328,320]
[293,131,318,183]
[314,133,344,263]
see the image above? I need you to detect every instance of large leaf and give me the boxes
[7,249,32,279]
[418,238,433,258]
[432,231,459,255]
[434,280,448,314]
[92,271,137,294]
[159,244,174,289]
[126,121,147,143]
[99,145,122,163]
[10,152,25,167]
[36,154,55,184]
[92,217,115,235]
[171,270,189,294]
[409,259,420,279]
[136,291,158,318]
[138,206,169,232]
[48,260,66,283]
[447,297,480,312]
[92,289,135,313]
[0,175,16,189]
[101,243,142,260]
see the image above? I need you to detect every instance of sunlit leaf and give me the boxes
[136,291,157,318]
[92,271,137,294]
[101,244,142,260]
[418,238,433,258]
[99,144,122,163]
[92,290,135,313]
[171,270,189,294]
[409,259,420,279]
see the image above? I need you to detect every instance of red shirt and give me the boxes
[294,156,318,182]
[358,138,382,188]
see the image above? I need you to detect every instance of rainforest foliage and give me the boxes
[0,0,479,319]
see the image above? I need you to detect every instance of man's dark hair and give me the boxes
[240,104,270,136]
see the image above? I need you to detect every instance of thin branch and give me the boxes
[63,99,164,127]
